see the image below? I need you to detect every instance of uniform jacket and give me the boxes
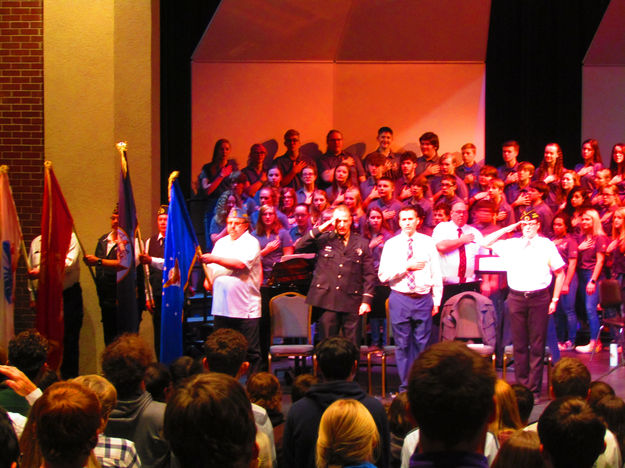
[440,291,497,347]
[296,227,375,313]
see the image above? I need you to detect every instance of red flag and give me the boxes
[0,166,23,350]
[36,161,73,369]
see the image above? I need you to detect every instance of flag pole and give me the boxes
[168,171,212,291]
[71,225,97,284]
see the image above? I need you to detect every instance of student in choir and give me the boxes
[609,142,625,196]
[456,142,482,195]
[310,189,330,226]
[344,187,366,232]
[395,151,418,202]
[327,163,354,205]
[279,187,297,227]
[242,143,269,197]
[296,164,318,205]
[361,152,387,208]
[575,138,604,190]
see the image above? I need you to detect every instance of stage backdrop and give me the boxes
[191,0,490,181]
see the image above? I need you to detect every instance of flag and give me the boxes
[161,178,199,363]
[0,166,23,351]
[36,162,73,369]
[116,145,140,334]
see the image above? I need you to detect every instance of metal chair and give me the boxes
[591,278,625,362]
[366,299,396,397]
[268,292,315,373]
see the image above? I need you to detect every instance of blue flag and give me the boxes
[117,149,139,334]
[161,179,199,363]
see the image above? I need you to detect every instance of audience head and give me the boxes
[291,374,318,403]
[407,342,496,451]
[101,333,153,399]
[8,329,48,381]
[511,384,534,426]
[550,357,591,399]
[491,430,545,468]
[316,399,379,468]
[0,408,19,468]
[72,374,117,425]
[246,372,282,414]
[315,337,359,382]
[388,392,414,438]
[588,381,615,409]
[169,355,204,388]
[34,381,101,468]
[489,379,523,438]
[144,362,173,403]
[593,395,625,457]
[164,373,257,468]
[203,328,248,378]
[538,397,605,468]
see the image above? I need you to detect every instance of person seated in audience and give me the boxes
[273,129,313,190]
[291,374,318,404]
[538,397,606,468]
[369,177,403,232]
[252,204,294,284]
[402,341,497,468]
[489,379,523,446]
[144,363,172,403]
[0,408,19,468]
[168,355,203,389]
[506,161,535,212]
[388,392,415,468]
[576,138,604,190]
[432,174,464,209]
[432,201,451,228]
[456,143,482,195]
[310,189,330,226]
[290,203,312,246]
[395,151,418,201]
[594,395,625,460]
[525,357,621,468]
[283,337,390,468]
[588,381,616,410]
[32,382,102,468]
[296,164,318,204]
[164,373,259,468]
[247,372,285,467]
[469,164,499,200]
[498,140,521,188]
[327,163,354,205]
[203,328,276,466]
[364,126,400,181]
[73,374,141,467]
[318,129,365,190]
[242,143,269,197]
[316,399,380,468]
[429,153,469,202]
[403,179,433,231]
[491,430,546,468]
[486,178,514,227]
[415,132,441,184]
[101,333,169,468]
[0,330,55,417]
[511,384,534,426]
[207,189,241,250]
[279,186,297,226]
[361,152,387,205]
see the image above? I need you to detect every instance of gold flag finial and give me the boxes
[167,171,180,203]
[0,165,8,174]
[44,160,53,169]
[116,141,127,154]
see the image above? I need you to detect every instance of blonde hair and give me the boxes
[316,399,379,468]
[582,208,606,237]
[73,375,117,420]
[488,379,523,438]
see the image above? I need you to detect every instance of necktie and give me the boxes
[406,238,416,291]
[458,228,466,283]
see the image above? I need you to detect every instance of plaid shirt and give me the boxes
[95,435,142,467]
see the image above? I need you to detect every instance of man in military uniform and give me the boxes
[295,205,375,345]
[139,205,168,357]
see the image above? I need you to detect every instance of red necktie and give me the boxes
[458,228,466,283]
[406,238,416,291]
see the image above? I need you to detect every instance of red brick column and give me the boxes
[0,0,44,332]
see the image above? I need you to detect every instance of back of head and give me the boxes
[491,379,523,435]
[550,357,591,399]
[315,337,359,381]
[8,329,48,381]
[203,328,248,377]
[538,397,605,468]
[291,374,318,403]
[164,373,257,468]
[407,341,496,449]
[593,395,625,450]
[511,384,534,426]
[144,362,172,402]
[169,355,204,387]
[34,381,101,468]
[588,381,615,409]
[389,392,414,438]
[101,333,153,398]
[73,374,117,421]
[491,430,546,468]
[0,408,19,468]
[316,399,379,468]
[246,372,282,414]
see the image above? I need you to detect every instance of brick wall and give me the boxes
[0,0,44,332]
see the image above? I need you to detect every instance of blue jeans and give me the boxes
[555,273,579,343]
[578,269,600,340]
[389,290,433,391]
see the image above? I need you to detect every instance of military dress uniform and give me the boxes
[296,227,375,344]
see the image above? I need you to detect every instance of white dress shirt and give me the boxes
[29,232,81,290]
[432,221,484,283]
[491,235,565,291]
[378,231,443,306]
[144,233,164,270]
